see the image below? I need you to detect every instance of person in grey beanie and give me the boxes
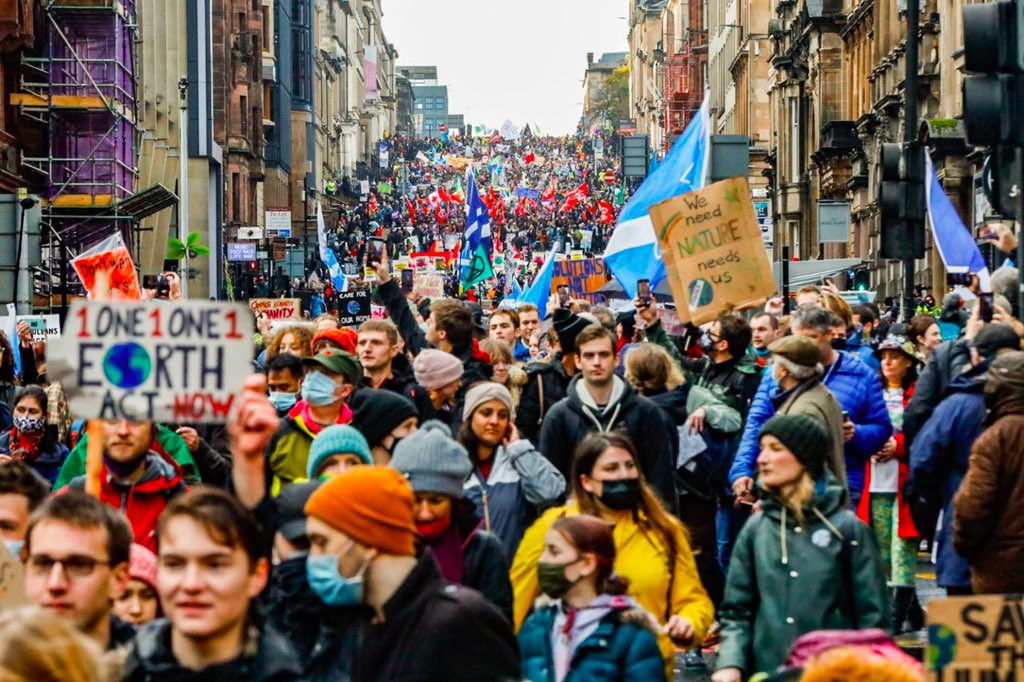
[457,383,566,560]
[390,420,514,621]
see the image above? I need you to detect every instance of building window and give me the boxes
[232,173,241,223]
[240,95,248,138]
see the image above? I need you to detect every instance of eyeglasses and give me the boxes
[28,554,110,578]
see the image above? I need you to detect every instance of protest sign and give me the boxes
[336,292,371,327]
[648,177,776,326]
[549,258,610,304]
[49,300,253,423]
[0,314,61,341]
[249,298,300,321]
[370,304,386,320]
[927,594,1024,681]
[414,273,445,300]
[71,232,142,300]
[0,541,27,610]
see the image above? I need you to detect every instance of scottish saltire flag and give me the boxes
[925,156,990,290]
[316,203,348,293]
[459,167,494,288]
[603,97,710,297]
[518,243,560,319]
[4,304,20,377]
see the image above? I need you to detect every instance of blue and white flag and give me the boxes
[459,167,494,287]
[603,97,710,297]
[518,244,560,319]
[925,156,990,290]
[316,203,348,293]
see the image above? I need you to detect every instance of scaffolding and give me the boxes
[661,0,707,153]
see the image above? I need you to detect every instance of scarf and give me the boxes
[429,522,465,585]
[8,427,41,461]
[290,400,353,438]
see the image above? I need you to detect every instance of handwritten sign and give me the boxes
[249,298,300,321]
[550,258,609,305]
[0,315,61,341]
[370,304,386,320]
[649,177,776,325]
[71,233,142,300]
[336,292,370,327]
[49,300,253,423]
[0,541,26,610]
[414,273,445,300]
[927,594,1024,681]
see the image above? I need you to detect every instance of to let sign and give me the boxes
[49,300,253,423]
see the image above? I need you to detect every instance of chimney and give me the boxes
[587,52,594,68]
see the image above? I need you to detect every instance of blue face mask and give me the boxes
[4,539,23,558]
[306,542,370,606]
[269,391,298,412]
[301,371,341,407]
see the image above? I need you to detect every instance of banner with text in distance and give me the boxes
[249,298,301,321]
[649,176,776,325]
[49,300,253,423]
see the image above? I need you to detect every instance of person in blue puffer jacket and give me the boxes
[729,306,892,508]
[459,382,565,561]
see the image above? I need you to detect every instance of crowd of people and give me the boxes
[1,131,1022,682]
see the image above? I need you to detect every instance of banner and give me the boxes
[364,45,378,101]
[549,258,609,304]
[249,298,301,321]
[0,314,61,341]
[370,304,386,320]
[0,541,26,609]
[414,273,445,300]
[649,177,776,325]
[71,232,142,300]
[927,594,1024,681]
[49,300,253,423]
[336,292,370,327]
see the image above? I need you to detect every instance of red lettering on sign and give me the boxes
[172,393,236,420]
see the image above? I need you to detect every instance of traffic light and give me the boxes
[878,141,925,260]
[853,270,870,291]
[963,1,1024,218]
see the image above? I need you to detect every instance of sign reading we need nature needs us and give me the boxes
[927,594,1024,681]
[49,300,253,423]
[648,177,776,325]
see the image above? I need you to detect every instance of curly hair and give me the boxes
[266,324,315,360]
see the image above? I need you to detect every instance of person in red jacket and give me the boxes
[61,419,186,552]
[856,333,921,634]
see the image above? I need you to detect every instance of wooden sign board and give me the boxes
[927,594,1024,681]
[648,176,776,325]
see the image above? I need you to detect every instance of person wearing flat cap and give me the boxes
[303,466,520,681]
[266,349,363,492]
[713,414,889,682]
[390,420,514,622]
[764,335,848,496]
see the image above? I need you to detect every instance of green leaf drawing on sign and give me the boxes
[724,187,741,205]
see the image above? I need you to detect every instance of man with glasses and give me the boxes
[23,492,135,650]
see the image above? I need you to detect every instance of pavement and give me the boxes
[671,552,940,681]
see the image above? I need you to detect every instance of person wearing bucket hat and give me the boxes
[858,332,925,634]
[349,388,419,465]
[458,382,565,558]
[390,421,514,621]
[303,466,520,681]
[307,425,372,480]
[765,335,848,494]
[264,348,360,490]
[712,414,889,682]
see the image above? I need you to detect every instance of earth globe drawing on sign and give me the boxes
[103,343,152,389]
[687,278,715,308]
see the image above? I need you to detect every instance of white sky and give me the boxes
[382,0,628,135]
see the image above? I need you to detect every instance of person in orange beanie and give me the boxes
[303,466,520,681]
[312,328,358,355]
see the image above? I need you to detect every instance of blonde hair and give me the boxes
[624,343,685,394]
[478,338,513,365]
[820,292,853,329]
[267,324,315,359]
[0,608,104,682]
[775,471,816,525]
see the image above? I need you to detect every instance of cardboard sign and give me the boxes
[336,292,370,327]
[249,298,300,321]
[649,177,776,325]
[0,541,27,610]
[0,314,61,341]
[370,304,386,320]
[49,300,253,423]
[927,594,1024,681]
[414,273,445,300]
[549,258,610,305]
[71,233,142,300]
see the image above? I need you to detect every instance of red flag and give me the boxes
[597,200,615,225]
[524,153,536,164]
[438,187,451,204]
[435,204,448,225]
[368,193,378,214]
[490,131,502,143]
[406,199,416,222]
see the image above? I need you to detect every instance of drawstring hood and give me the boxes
[762,473,848,567]
[571,374,628,434]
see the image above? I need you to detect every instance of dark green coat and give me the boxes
[716,476,889,677]
[518,602,667,682]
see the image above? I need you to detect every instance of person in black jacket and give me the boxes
[304,466,520,682]
[538,324,678,512]
[390,421,514,621]
[123,488,303,681]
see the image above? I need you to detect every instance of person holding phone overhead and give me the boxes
[459,382,565,559]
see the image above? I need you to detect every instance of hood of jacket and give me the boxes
[566,374,636,432]
[947,358,992,394]
[644,384,693,424]
[757,474,849,565]
[106,449,184,496]
[984,352,1024,419]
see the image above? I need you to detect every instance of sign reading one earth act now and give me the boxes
[49,300,253,423]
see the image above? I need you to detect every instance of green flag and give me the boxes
[614,182,626,207]
[461,245,494,289]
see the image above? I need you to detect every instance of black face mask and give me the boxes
[830,338,848,351]
[599,478,642,511]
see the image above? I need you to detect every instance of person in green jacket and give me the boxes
[712,414,889,682]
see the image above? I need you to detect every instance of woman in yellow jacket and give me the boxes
[511,432,714,676]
